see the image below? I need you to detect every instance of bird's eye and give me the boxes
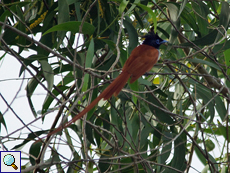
[156,39,160,44]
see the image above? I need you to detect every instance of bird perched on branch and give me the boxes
[48,31,167,136]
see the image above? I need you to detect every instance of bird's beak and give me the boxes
[161,40,168,44]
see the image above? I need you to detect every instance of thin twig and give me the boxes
[106,12,125,74]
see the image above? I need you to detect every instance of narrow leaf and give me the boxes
[196,84,215,120]
[169,132,186,172]
[19,55,47,76]
[136,3,157,32]
[123,19,138,53]
[82,38,94,91]
[177,0,188,20]
[39,60,54,92]
[123,19,139,103]
[119,0,129,15]
[195,146,218,170]
[125,0,140,16]
[215,1,230,42]
[16,5,26,53]
[162,2,180,43]
[187,58,221,71]
[29,142,42,165]
[57,0,69,46]
[224,49,230,75]
[12,130,48,150]
[26,76,42,118]
[0,111,7,132]
[43,21,95,36]
[181,30,218,47]
[214,96,227,121]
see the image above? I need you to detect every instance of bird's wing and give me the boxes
[122,45,159,83]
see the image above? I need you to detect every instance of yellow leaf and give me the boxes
[153,77,160,84]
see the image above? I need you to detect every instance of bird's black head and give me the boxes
[142,32,167,49]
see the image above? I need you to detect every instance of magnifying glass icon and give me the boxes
[3,154,18,170]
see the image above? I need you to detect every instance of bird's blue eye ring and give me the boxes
[156,39,160,44]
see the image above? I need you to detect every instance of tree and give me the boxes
[0,0,230,172]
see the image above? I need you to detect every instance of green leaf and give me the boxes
[19,54,47,76]
[67,151,82,172]
[26,85,38,118]
[136,3,157,33]
[74,2,82,21]
[43,21,95,36]
[85,116,97,146]
[177,0,188,20]
[147,89,174,125]
[214,96,227,121]
[168,132,186,172]
[123,18,139,103]
[195,146,218,171]
[162,2,180,43]
[181,7,200,35]
[157,132,172,172]
[40,151,63,171]
[139,122,152,150]
[0,111,7,132]
[67,0,76,5]
[133,9,143,28]
[41,65,74,114]
[82,38,94,91]
[98,150,112,172]
[101,39,116,50]
[218,125,230,140]
[26,75,43,118]
[85,39,95,69]
[213,40,230,53]
[12,130,48,150]
[196,84,215,121]
[125,0,140,16]
[215,1,230,42]
[39,60,54,92]
[29,142,42,165]
[192,1,209,37]
[181,30,218,47]
[57,0,69,47]
[205,139,215,152]
[42,85,68,114]
[110,97,124,146]
[16,5,26,53]
[123,18,138,54]
[130,112,140,143]
[187,58,221,71]
[224,48,230,75]
[119,0,129,15]
[137,77,152,86]
[0,2,29,22]
[39,60,54,117]
[42,4,58,33]
[219,2,230,29]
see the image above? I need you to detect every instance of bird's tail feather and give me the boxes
[47,71,131,137]
[48,94,104,137]
[102,71,131,100]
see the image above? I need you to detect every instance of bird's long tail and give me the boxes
[48,71,131,136]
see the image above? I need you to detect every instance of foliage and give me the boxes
[0,0,230,172]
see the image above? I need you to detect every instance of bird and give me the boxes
[48,31,167,136]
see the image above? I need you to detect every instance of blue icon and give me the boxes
[3,154,18,170]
